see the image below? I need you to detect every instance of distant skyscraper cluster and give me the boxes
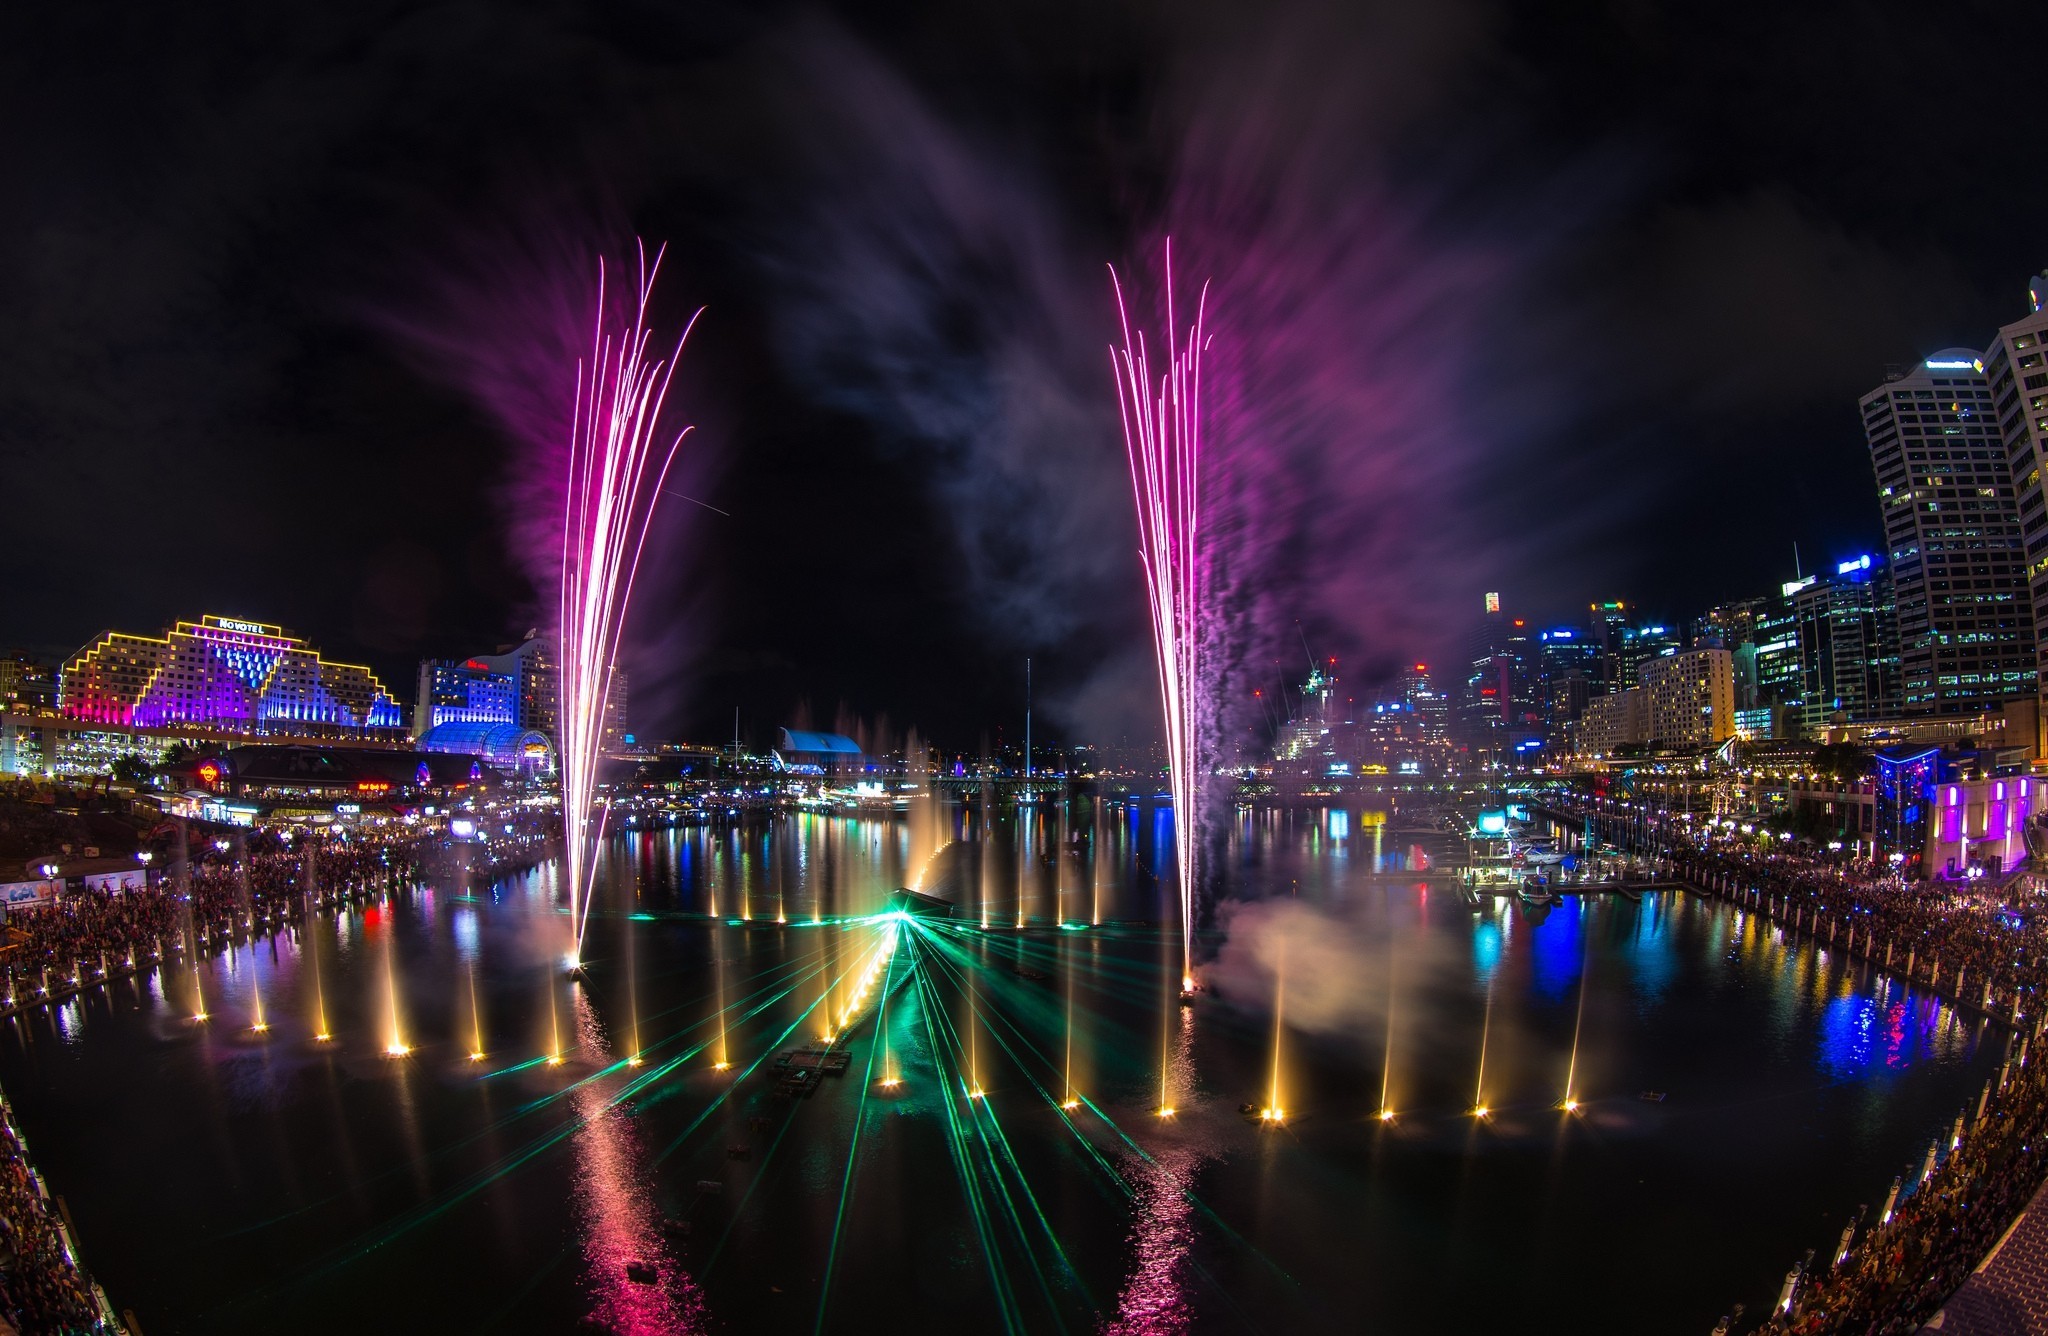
[1452,270,2048,765]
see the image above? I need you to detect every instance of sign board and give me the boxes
[84,869,148,894]
[0,880,57,908]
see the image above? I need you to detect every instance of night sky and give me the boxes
[5,1,2045,748]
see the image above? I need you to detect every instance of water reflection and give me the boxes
[0,801,2010,1334]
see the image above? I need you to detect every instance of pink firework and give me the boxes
[560,242,701,957]
[1109,242,1207,987]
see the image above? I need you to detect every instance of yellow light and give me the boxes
[880,1077,902,1089]
[251,1023,269,1033]
[385,1043,410,1057]
[1156,1106,1176,1118]
[468,1051,484,1062]
[1378,1109,1396,1122]
[712,1061,731,1071]
[1562,1098,1580,1113]
[626,1055,643,1067]
[1061,1099,1080,1111]
[1181,974,1197,993]
[546,1053,563,1066]
[192,1012,209,1022]
[314,1032,332,1042]
[1473,1105,1490,1118]
[968,1088,986,1100]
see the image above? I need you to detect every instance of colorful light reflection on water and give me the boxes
[0,804,2011,1334]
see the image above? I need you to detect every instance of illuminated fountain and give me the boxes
[467,962,485,1062]
[383,933,409,1058]
[557,242,703,969]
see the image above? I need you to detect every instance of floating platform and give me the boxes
[887,887,956,919]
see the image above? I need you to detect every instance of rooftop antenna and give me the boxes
[1794,542,1802,581]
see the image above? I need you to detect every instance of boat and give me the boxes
[1518,877,1555,906]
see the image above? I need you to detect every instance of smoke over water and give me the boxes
[1204,897,1471,1046]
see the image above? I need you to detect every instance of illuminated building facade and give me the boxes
[1874,747,1941,860]
[414,658,518,733]
[436,634,628,752]
[1534,627,1597,740]
[1982,274,2048,715]
[1862,351,2035,715]
[1692,598,1766,710]
[60,615,403,736]
[1637,647,1736,746]
[0,653,56,712]
[1924,774,2035,878]
[1789,554,1902,729]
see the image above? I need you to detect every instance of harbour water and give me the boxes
[0,803,2003,1333]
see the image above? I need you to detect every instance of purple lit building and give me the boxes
[60,615,404,736]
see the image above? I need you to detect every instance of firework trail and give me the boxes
[1109,242,1207,988]
[560,242,701,960]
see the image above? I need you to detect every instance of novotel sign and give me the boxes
[215,617,268,635]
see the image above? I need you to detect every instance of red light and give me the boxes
[196,761,221,785]
[1414,664,1426,671]
[356,780,391,796]
[464,659,489,670]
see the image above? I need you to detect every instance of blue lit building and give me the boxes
[414,658,519,734]
[415,720,554,775]
[1874,746,1942,862]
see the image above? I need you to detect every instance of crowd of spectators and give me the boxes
[0,834,426,999]
[1668,839,2043,1020]
[1746,1040,2046,1335]
[0,1107,110,1334]
[1563,797,2048,1334]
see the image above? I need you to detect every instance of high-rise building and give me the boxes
[1983,273,2048,715]
[60,615,404,735]
[1589,601,1632,694]
[1862,350,2036,715]
[1401,663,1448,743]
[1789,553,1902,728]
[1637,647,1737,746]
[1692,598,1766,710]
[1753,590,1803,719]
[1533,627,1597,739]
